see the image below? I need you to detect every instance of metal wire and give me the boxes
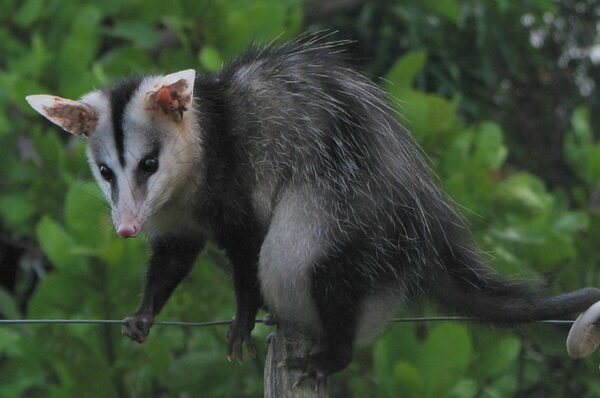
[0,316,575,327]
[0,319,235,327]
[390,316,575,325]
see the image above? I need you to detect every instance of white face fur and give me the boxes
[26,70,200,238]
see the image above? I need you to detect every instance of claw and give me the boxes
[226,314,257,364]
[246,334,257,357]
[284,356,329,390]
[291,372,311,389]
[291,377,303,390]
[291,371,325,390]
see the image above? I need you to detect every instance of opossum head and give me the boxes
[26,70,199,238]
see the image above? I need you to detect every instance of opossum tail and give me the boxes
[432,248,600,322]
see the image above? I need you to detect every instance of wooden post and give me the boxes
[264,324,328,398]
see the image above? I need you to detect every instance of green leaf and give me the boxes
[99,47,153,75]
[199,46,223,72]
[422,0,460,23]
[447,378,478,398]
[373,325,421,397]
[487,372,519,397]
[441,129,474,176]
[26,34,49,79]
[106,21,162,49]
[554,211,589,235]
[220,1,287,54]
[386,51,427,92]
[489,226,544,245]
[417,323,472,396]
[476,336,521,380]
[32,124,65,175]
[285,2,304,38]
[564,106,593,182]
[0,287,21,319]
[0,193,36,227]
[529,230,575,267]
[0,110,9,136]
[396,90,456,142]
[58,6,102,97]
[0,328,20,356]
[373,338,397,397]
[98,238,126,267]
[35,216,81,270]
[161,14,193,42]
[586,144,600,183]
[393,361,424,397]
[14,0,45,28]
[474,122,507,170]
[65,181,107,246]
[0,366,46,398]
[28,272,86,317]
[571,106,592,144]
[497,173,551,214]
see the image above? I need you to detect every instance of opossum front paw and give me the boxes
[226,315,256,363]
[122,313,154,344]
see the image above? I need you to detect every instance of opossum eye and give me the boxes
[99,164,114,182]
[140,156,159,175]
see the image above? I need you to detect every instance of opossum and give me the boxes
[26,37,600,379]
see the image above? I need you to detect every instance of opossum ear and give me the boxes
[144,69,195,122]
[25,95,98,136]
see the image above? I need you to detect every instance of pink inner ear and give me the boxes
[145,78,191,122]
[156,87,174,109]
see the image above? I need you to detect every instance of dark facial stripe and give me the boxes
[110,178,119,206]
[108,77,143,166]
[133,146,161,201]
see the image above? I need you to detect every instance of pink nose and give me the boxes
[117,224,139,238]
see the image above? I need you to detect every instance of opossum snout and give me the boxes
[117,222,141,238]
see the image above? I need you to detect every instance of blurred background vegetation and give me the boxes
[0,0,599,396]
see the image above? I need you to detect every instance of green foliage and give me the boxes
[375,323,474,398]
[565,107,600,188]
[1,0,599,397]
